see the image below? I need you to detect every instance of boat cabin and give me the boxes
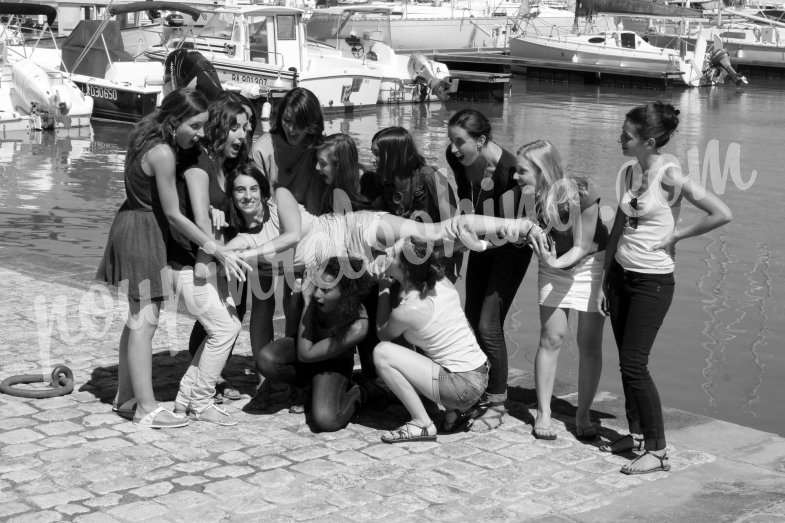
[179,6,305,71]
[588,31,645,49]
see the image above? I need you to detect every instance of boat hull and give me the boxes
[509,33,691,84]
[70,77,160,123]
[647,33,785,69]
[146,49,383,110]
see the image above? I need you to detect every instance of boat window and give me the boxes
[277,15,296,41]
[248,16,269,62]
[306,12,342,47]
[588,36,605,43]
[719,31,745,40]
[620,32,635,49]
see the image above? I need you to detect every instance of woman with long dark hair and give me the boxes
[98,88,246,428]
[445,108,534,431]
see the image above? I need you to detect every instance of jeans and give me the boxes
[434,361,489,411]
[258,338,359,433]
[464,244,532,400]
[173,268,241,413]
[606,260,674,452]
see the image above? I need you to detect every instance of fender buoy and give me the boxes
[0,365,74,399]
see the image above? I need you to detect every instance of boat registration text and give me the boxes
[223,72,269,86]
[83,84,118,101]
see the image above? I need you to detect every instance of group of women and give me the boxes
[98,85,732,475]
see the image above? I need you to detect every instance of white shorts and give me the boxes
[538,252,604,313]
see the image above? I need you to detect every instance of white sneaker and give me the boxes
[191,404,238,426]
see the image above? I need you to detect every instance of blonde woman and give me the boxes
[514,140,608,441]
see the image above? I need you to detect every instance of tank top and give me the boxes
[615,157,678,274]
[402,279,487,373]
[123,146,159,212]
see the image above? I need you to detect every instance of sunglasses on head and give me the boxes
[628,197,639,229]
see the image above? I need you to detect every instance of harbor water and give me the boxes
[1,77,783,436]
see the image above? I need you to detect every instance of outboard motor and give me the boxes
[709,47,748,86]
[407,54,452,102]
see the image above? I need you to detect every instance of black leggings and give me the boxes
[607,261,674,452]
[464,245,532,398]
[257,337,360,433]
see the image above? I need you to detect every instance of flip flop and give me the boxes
[575,423,599,441]
[112,398,137,420]
[532,426,558,441]
[134,406,189,429]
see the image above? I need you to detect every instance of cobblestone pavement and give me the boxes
[2,262,785,522]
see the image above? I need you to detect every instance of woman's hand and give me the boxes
[538,240,558,268]
[212,245,252,281]
[210,206,228,231]
[600,275,611,316]
[651,233,677,258]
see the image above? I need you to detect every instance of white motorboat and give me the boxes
[646,9,785,70]
[0,3,93,129]
[146,5,383,110]
[509,0,747,86]
[62,2,206,122]
[305,6,455,102]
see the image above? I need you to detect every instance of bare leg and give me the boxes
[123,299,161,417]
[373,341,437,427]
[375,214,533,250]
[114,325,133,405]
[576,311,604,429]
[534,306,568,437]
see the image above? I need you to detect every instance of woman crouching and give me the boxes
[374,242,489,443]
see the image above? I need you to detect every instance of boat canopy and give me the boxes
[575,0,702,18]
[108,1,202,21]
[0,3,57,26]
[61,20,132,78]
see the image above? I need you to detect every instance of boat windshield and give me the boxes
[197,12,237,39]
[307,10,392,47]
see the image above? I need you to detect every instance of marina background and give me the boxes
[1,76,783,436]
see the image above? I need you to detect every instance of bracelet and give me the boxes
[378,287,391,297]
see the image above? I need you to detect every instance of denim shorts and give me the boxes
[432,361,489,411]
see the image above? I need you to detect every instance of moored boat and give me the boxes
[62,2,204,122]
[145,5,384,110]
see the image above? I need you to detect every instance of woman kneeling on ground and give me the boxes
[256,257,373,431]
[374,242,489,443]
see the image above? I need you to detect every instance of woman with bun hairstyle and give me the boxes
[446,108,534,431]
[374,242,489,443]
[601,101,732,474]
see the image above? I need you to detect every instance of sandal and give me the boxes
[532,425,557,441]
[469,403,505,433]
[112,398,137,421]
[599,434,644,454]
[620,451,670,475]
[134,406,189,429]
[381,422,437,444]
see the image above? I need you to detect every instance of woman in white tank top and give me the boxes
[601,101,732,475]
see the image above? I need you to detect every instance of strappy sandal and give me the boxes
[469,403,505,433]
[599,434,644,454]
[620,451,670,475]
[381,422,437,444]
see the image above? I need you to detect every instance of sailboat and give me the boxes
[508,0,747,86]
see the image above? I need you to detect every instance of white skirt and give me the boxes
[538,252,605,312]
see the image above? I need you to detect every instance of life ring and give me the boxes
[0,365,74,399]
